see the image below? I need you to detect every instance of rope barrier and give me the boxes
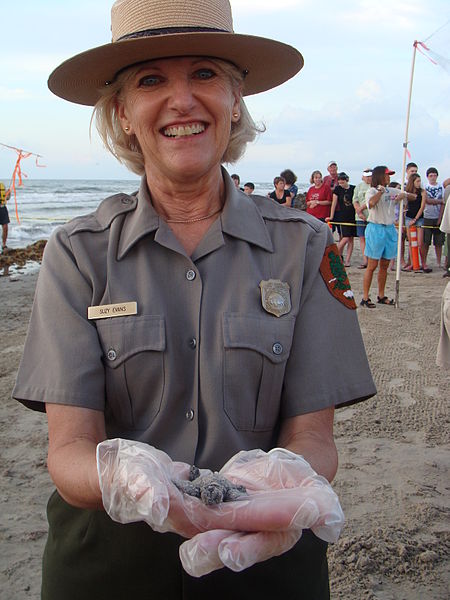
[10,216,71,223]
[8,216,444,229]
[326,220,441,229]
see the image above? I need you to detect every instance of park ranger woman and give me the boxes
[13,1,376,598]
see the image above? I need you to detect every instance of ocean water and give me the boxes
[3,179,308,248]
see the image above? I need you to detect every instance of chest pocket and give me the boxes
[222,313,295,432]
[96,315,165,430]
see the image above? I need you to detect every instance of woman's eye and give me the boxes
[194,68,215,80]
[138,75,162,87]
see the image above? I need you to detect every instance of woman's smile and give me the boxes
[117,57,240,182]
[162,122,207,138]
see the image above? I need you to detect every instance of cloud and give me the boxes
[233,73,450,184]
[3,53,60,76]
[339,0,425,29]
[232,0,306,13]
[0,87,32,101]
[356,80,382,101]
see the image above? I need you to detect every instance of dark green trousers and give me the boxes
[42,491,329,600]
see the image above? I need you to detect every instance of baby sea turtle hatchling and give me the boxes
[173,465,247,505]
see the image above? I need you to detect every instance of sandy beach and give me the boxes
[0,246,448,599]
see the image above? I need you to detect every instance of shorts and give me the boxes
[0,205,10,225]
[365,222,398,260]
[355,220,367,237]
[405,216,424,228]
[423,218,445,246]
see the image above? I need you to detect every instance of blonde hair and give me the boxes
[310,170,322,184]
[92,58,264,176]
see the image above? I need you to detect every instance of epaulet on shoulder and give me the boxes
[63,192,138,237]
[250,194,325,233]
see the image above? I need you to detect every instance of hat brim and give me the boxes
[48,32,304,106]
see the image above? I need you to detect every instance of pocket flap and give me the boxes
[96,315,166,368]
[223,313,295,364]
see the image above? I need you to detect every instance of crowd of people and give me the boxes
[234,160,450,291]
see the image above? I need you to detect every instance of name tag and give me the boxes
[87,301,138,320]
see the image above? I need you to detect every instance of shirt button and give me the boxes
[189,338,197,349]
[272,342,283,355]
[107,348,117,361]
[186,269,196,281]
[185,409,195,421]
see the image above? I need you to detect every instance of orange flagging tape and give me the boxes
[0,143,46,223]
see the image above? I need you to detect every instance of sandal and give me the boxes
[357,264,367,269]
[360,298,376,308]
[377,296,394,305]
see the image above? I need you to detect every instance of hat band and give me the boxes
[118,26,229,42]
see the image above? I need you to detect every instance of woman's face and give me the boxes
[413,177,421,189]
[117,57,241,182]
[275,180,285,192]
[313,172,322,186]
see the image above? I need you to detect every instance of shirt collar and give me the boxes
[117,168,273,260]
[220,169,273,252]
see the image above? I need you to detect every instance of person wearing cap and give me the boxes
[352,170,372,269]
[12,1,376,598]
[323,162,339,192]
[360,166,408,307]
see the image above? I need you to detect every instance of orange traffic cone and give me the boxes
[409,225,420,271]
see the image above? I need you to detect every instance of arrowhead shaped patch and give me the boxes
[319,244,356,309]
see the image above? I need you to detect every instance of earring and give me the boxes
[124,126,130,132]
[233,113,239,119]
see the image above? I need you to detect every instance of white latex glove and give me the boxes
[179,448,344,577]
[97,438,219,538]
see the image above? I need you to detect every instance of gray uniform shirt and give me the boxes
[13,170,376,470]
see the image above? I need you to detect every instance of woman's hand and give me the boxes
[97,438,225,538]
[178,448,344,576]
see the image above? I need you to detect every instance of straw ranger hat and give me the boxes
[48,0,304,106]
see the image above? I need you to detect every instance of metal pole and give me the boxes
[395,41,418,308]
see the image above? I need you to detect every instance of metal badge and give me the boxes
[259,279,291,317]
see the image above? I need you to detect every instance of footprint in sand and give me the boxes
[395,391,416,407]
[388,378,404,389]
[405,361,420,371]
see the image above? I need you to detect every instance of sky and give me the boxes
[1,0,449,185]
